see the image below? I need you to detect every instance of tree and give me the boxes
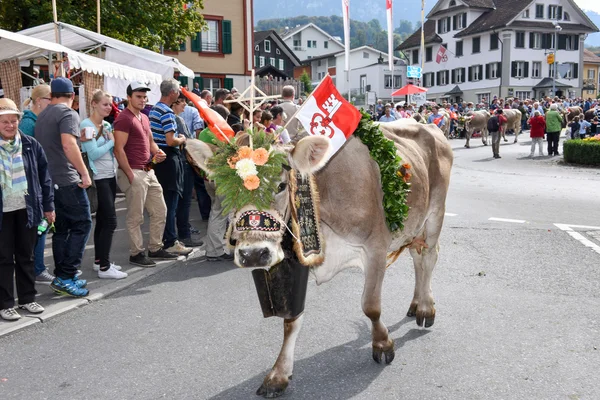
[0,0,205,52]
[299,70,312,96]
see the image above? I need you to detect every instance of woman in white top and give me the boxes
[80,90,126,280]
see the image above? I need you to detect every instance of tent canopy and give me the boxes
[0,28,162,84]
[18,22,194,79]
[391,84,428,97]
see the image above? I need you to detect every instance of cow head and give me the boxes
[187,135,331,268]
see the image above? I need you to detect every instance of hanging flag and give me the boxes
[386,0,394,72]
[342,0,350,73]
[436,45,448,64]
[295,75,362,162]
[182,87,235,142]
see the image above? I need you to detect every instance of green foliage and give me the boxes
[207,131,289,213]
[299,70,312,96]
[354,111,410,232]
[0,0,205,52]
[563,139,600,166]
[256,15,411,55]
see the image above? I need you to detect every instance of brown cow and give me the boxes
[187,119,453,397]
[500,109,522,143]
[464,110,490,148]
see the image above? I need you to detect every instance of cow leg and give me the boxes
[514,124,520,143]
[464,130,471,148]
[363,258,395,365]
[482,129,488,145]
[257,315,304,398]
[501,128,508,142]
[407,213,443,328]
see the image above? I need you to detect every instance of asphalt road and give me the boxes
[1,134,599,400]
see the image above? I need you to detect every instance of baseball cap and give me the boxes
[50,77,74,94]
[126,81,151,96]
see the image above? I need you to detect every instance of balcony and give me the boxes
[583,78,597,90]
[293,46,307,52]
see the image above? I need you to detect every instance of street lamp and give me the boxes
[552,21,562,97]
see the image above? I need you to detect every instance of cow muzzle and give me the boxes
[235,241,284,268]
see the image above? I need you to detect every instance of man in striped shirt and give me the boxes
[149,79,192,256]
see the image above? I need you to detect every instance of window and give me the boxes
[469,65,483,81]
[535,4,544,19]
[587,90,595,95]
[558,34,580,51]
[515,31,525,48]
[423,72,434,87]
[412,49,419,64]
[312,40,317,48]
[522,9,530,18]
[279,59,285,70]
[270,57,275,66]
[453,13,467,30]
[548,5,563,20]
[511,61,529,78]
[317,60,322,67]
[293,39,302,50]
[564,12,570,21]
[363,52,370,59]
[384,75,393,89]
[259,56,265,67]
[437,70,449,86]
[276,48,281,55]
[565,35,573,50]
[438,17,451,33]
[472,36,481,54]
[564,63,579,79]
[588,69,596,80]
[203,77,222,91]
[324,41,329,49]
[254,45,259,51]
[425,46,433,62]
[456,41,463,57]
[202,20,220,52]
[264,40,271,53]
[307,40,312,48]
[515,91,531,100]
[486,62,501,79]
[477,93,490,104]
[548,34,556,50]
[327,57,336,66]
[394,75,402,88]
[490,33,499,50]
[532,61,541,78]
[452,68,465,84]
[530,33,542,49]
[449,0,456,6]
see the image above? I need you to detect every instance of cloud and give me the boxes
[574,0,600,14]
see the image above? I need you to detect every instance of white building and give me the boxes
[300,46,406,102]
[397,0,599,104]
[282,23,345,60]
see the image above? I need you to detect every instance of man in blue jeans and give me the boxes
[35,77,91,297]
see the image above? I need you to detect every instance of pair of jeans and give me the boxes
[0,209,37,309]
[176,162,194,240]
[491,131,501,156]
[194,175,211,220]
[162,190,180,249]
[34,232,47,276]
[52,184,92,279]
[547,131,560,155]
[94,177,117,269]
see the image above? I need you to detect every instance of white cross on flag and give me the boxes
[296,75,362,161]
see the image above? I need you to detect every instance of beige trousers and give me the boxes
[204,181,228,257]
[117,169,167,255]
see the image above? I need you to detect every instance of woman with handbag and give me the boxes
[80,90,126,279]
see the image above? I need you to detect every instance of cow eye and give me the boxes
[277,182,287,193]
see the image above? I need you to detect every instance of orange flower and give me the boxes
[403,172,412,182]
[243,175,260,190]
[227,156,239,169]
[252,148,269,166]
[402,163,411,170]
[237,146,253,159]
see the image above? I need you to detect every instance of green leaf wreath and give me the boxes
[207,130,288,213]
[354,111,411,232]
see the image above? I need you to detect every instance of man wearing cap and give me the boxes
[149,79,192,256]
[113,81,177,267]
[35,77,91,297]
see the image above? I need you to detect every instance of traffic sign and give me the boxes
[547,53,555,64]
[407,66,422,78]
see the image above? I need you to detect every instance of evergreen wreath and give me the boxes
[207,130,288,213]
[354,111,411,232]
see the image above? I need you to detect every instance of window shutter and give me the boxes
[447,17,451,31]
[573,63,579,79]
[511,61,517,77]
[179,40,186,52]
[529,33,534,48]
[224,78,234,90]
[486,63,490,79]
[524,62,529,78]
[478,65,483,80]
[191,32,201,52]
[541,34,548,49]
[451,69,456,84]
[178,76,189,86]
[222,20,232,54]
[558,34,566,50]
[547,6,551,19]
[461,68,466,82]
[462,13,467,27]
[453,15,457,30]
[468,66,473,81]
[497,62,502,78]
[574,36,579,50]
[436,71,441,85]
[445,70,449,85]
[558,6,563,20]
[437,20,442,33]
[255,55,259,68]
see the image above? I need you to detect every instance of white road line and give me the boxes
[445,213,458,217]
[115,208,127,212]
[554,224,600,255]
[488,217,526,224]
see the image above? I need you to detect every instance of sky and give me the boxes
[574,0,600,14]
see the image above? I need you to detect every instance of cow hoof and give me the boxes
[406,303,417,317]
[513,140,518,144]
[483,143,488,146]
[464,144,470,148]
[416,310,436,328]
[372,342,395,364]
[256,377,289,398]
[503,139,508,142]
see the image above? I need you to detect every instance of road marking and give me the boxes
[488,217,526,224]
[445,213,458,217]
[116,208,127,212]
[554,224,600,255]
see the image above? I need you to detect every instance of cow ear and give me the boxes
[290,135,331,175]
[185,138,215,174]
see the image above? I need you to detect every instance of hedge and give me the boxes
[563,139,600,166]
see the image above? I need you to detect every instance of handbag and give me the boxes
[81,124,103,213]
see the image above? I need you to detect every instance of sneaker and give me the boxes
[181,237,204,248]
[0,308,21,321]
[163,241,193,256]
[190,227,202,234]
[147,248,179,260]
[130,253,157,267]
[18,302,45,314]
[50,277,89,298]
[35,269,55,285]
[73,278,87,288]
[98,265,128,280]
[93,262,122,272]
[75,269,82,277]
[207,253,235,262]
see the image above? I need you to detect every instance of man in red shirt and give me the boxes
[113,82,178,266]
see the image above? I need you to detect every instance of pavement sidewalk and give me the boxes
[0,194,210,337]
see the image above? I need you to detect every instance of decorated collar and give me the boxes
[236,210,281,232]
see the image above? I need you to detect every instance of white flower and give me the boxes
[235,158,258,179]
